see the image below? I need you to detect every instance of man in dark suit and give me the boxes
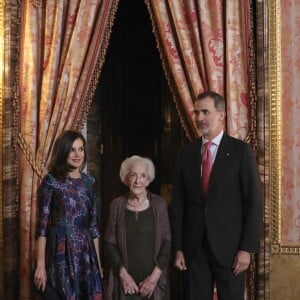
[171,91,262,300]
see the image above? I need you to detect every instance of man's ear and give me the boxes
[220,110,226,121]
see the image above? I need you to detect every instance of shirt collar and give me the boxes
[202,130,224,146]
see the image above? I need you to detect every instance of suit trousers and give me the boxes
[184,232,245,300]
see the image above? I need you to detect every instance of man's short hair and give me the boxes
[195,91,225,111]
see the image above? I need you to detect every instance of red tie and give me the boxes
[202,141,213,196]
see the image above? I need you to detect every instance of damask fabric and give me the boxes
[146,0,255,140]
[37,173,103,300]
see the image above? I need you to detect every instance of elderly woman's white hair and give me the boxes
[119,155,155,184]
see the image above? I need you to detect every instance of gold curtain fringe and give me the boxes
[30,0,41,8]
[13,64,20,183]
[242,4,258,299]
[144,0,198,142]
[12,1,22,206]
[247,254,256,300]
[74,0,120,131]
[244,0,258,154]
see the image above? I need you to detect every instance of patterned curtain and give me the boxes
[17,0,119,298]
[146,0,256,142]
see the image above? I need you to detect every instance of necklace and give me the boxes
[127,198,149,221]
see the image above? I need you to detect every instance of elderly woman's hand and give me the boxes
[139,266,162,299]
[119,267,139,295]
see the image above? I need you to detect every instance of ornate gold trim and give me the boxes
[269,0,300,254]
[269,0,282,252]
[0,0,4,294]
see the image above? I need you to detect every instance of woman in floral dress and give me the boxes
[34,130,103,300]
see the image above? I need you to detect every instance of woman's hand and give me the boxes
[119,267,139,295]
[34,237,47,291]
[139,266,162,299]
[34,265,47,292]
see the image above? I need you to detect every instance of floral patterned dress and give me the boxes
[37,173,103,300]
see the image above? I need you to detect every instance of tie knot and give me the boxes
[205,141,213,150]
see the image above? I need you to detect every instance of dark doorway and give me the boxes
[87,1,185,298]
[88,0,185,227]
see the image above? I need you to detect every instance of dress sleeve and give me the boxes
[37,174,55,237]
[88,177,101,239]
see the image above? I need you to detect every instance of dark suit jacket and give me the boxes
[171,133,262,267]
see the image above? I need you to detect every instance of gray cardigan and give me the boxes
[105,191,171,300]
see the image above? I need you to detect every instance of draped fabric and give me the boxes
[146,0,256,141]
[17,1,119,298]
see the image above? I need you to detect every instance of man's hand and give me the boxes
[232,250,251,275]
[174,250,187,271]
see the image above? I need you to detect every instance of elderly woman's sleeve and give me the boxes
[104,200,118,244]
[105,200,124,274]
[155,240,171,270]
[155,198,171,270]
[105,242,124,275]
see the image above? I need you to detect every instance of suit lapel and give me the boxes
[208,133,230,193]
[190,139,203,196]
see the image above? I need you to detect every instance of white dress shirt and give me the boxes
[202,130,224,164]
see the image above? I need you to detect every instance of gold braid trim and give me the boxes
[144,0,198,141]
[74,0,120,131]
[16,132,43,179]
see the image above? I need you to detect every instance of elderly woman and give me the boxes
[105,155,171,300]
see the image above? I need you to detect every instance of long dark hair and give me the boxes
[48,130,87,180]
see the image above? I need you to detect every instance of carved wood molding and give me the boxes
[269,0,300,255]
